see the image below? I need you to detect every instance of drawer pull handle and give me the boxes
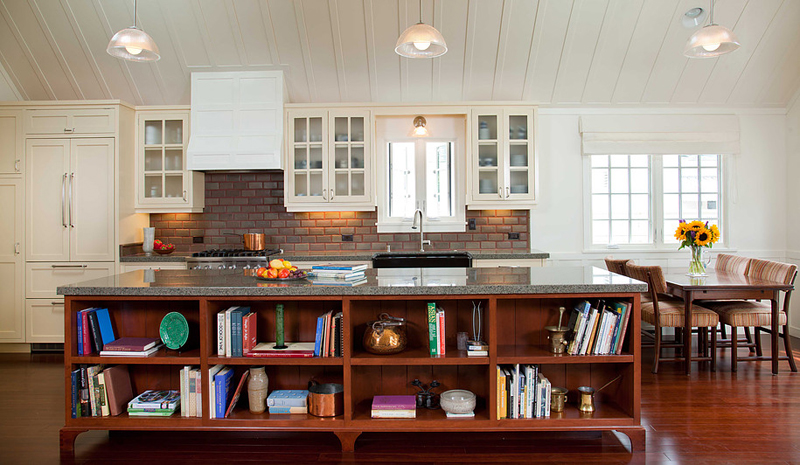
[51,264,88,269]
[14,159,20,172]
[50,301,63,306]
[64,127,75,133]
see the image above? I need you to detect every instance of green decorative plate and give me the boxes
[159,312,189,350]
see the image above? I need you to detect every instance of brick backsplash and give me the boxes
[150,172,529,254]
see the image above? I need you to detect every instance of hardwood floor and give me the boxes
[1,338,798,464]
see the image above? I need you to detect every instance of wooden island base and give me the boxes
[59,267,644,454]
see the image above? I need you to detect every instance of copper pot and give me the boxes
[242,233,266,250]
[307,381,344,417]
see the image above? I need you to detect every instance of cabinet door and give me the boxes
[26,139,70,261]
[70,138,115,261]
[24,108,115,135]
[26,261,115,299]
[329,111,371,206]
[471,110,506,202]
[286,112,327,206]
[0,109,22,174]
[0,179,24,341]
[504,109,535,201]
[26,299,64,343]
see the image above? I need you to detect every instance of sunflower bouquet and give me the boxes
[675,220,720,276]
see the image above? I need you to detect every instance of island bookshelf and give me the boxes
[61,292,643,453]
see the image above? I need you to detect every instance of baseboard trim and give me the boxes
[0,343,31,353]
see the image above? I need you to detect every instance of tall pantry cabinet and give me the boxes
[0,101,146,346]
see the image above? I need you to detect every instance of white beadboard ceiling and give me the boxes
[0,0,799,107]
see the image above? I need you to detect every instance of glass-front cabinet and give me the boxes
[135,110,204,213]
[285,109,372,212]
[468,107,536,209]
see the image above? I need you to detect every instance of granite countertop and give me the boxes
[119,250,551,263]
[58,266,645,297]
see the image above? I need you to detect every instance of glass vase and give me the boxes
[142,227,155,255]
[688,245,707,277]
[247,367,269,414]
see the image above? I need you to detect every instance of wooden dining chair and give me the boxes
[702,259,798,372]
[604,256,632,276]
[711,254,756,353]
[626,263,718,374]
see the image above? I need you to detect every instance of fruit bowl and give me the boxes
[155,248,175,255]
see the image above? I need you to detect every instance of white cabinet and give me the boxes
[285,109,373,212]
[24,107,116,135]
[468,107,536,209]
[0,179,24,342]
[26,138,115,262]
[26,300,64,343]
[0,109,22,174]
[26,262,116,299]
[135,111,204,213]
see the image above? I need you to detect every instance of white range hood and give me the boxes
[187,71,284,171]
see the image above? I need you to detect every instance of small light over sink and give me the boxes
[371,251,473,268]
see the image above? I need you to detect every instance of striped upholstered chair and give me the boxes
[711,254,756,352]
[702,258,798,372]
[626,263,718,374]
[604,256,632,276]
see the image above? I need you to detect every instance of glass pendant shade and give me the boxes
[412,116,429,137]
[684,24,740,57]
[107,26,161,62]
[395,23,447,58]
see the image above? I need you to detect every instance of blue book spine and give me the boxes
[95,308,116,347]
[232,308,248,357]
[77,310,84,356]
[215,369,233,418]
[313,316,324,357]
[71,369,79,418]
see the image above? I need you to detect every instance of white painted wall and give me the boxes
[531,108,788,269]
[786,96,800,335]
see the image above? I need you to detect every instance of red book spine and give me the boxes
[82,312,91,355]
[242,313,257,355]
[438,310,445,356]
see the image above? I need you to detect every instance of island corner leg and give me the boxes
[60,428,88,453]
[334,431,361,452]
[616,427,646,452]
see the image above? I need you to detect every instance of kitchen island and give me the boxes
[58,266,646,453]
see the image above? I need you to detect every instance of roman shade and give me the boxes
[579,114,739,155]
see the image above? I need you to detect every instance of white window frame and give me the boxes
[583,154,726,252]
[376,137,466,233]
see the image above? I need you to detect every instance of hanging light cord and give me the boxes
[419,0,423,24]
[132,0,138,28]
[708,0,715,25]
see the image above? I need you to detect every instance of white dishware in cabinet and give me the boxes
[468,108,536,209]
[26,138,115,262]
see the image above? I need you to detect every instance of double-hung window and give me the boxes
[588,154,723,248]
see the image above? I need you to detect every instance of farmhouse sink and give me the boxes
[371,251,473,268]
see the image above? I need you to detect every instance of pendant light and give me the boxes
[412,116,429,137]
[395,0,447,58]
[683,0,740,58]
[107,0,161,62]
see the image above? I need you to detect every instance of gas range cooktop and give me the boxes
[187,248,283,270]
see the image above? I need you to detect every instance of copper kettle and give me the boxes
[362,313,407,355]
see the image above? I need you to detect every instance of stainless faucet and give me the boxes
[411,209,431,252]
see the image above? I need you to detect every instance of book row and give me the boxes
[565,300,632,356]
[497,364,551,419]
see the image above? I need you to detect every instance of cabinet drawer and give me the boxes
[26,262,115,298]
[26,299,64,343]
[24,108,116,135]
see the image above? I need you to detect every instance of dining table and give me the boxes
[663,269,793,375]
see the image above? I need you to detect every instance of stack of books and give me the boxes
[267,390,309,414]
[100,337,162,357]
[70,364,134,418]
[208,365,234,419]
[565,300,632,356]
[246,341,316,358]
[496,364,550,419]
[466,340,488,357]
[371,395,416,418]
[77,307,115,355]
[127,390,180,417]
[307,263,367,286]
[427,303,446,357]
[314,310,343,357]
[179,366,202,417]
[216,306,257,357]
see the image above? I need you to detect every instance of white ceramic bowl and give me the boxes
[439,389,476,414]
